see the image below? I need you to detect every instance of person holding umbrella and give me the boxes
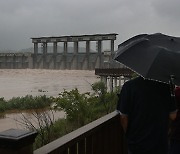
[115,33,179,154]
[117,76,177,154]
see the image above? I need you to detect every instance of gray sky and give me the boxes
[0,0,180,51]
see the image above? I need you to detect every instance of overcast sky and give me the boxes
[0,0,180,51]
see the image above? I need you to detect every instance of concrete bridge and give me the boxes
[0,33,121,69]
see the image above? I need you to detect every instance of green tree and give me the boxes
[55,88,94,127]
[91,81,118,114]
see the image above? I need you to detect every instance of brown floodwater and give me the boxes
[0,110,66,132]
[0,69,99,132]
[0,69,99,100]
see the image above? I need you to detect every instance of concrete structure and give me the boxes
[95,68,134,92]
[0,53,33,69]
[31,33,118,69]
[0,33,121,70]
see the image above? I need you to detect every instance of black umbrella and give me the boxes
[114,33,180,86]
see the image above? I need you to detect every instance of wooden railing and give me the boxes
[34,111,127,154]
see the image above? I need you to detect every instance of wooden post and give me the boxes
[0,129,37,154]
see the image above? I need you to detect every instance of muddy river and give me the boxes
[0,69,99,132]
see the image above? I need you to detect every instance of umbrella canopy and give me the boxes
[114,33,180,85]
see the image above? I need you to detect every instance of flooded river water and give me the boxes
[0,110,65,132]
[0,69,99,131]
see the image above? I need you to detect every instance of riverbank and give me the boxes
[0,109,65,132]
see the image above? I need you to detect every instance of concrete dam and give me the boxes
[0,33,120,69]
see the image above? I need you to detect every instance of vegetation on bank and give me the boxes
[33,81,119,149]
[0,95,52,112]
[0,81,119,150]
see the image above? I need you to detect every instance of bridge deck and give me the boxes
[95,68,134,77]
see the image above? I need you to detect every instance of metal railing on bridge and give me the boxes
[95,68,134,77]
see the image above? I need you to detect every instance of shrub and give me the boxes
[55,88,94,127]
[0,95,53,113]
